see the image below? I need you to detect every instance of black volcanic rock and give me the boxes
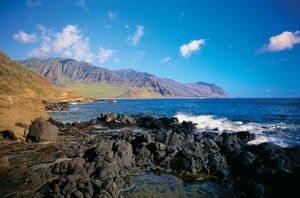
[1,113,300,198]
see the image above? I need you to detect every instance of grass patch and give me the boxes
[61,80,130,98]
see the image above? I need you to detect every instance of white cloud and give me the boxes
[180,39,206,58]
[53,25,81,52]
[125,25,130,29]
[28,24,95,62]
[160,56,171,64]
[127,25,144,46]
[27,0,43,8]
[13,31,37,43]
[66,39,95,62]
[76,0,89,11]
[76,0,85,7]
[28,45,50,58]
[28,25,52,58]
[98,47,115,64]
[259,31,300,53]
[265,89,271,92]
[107,10,118,19]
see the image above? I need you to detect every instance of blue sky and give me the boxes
[1,0,300,98]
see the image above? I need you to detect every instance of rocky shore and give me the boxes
[42,101,70,112]
[42,99,115,112]
[0,113,299,197]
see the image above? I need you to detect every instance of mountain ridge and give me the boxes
[19,57,229,98]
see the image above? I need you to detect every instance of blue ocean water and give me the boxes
[50,98,300,147]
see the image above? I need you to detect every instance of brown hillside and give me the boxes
[0,51,58,140]
[0,51,57,98]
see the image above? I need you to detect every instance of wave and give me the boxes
[175,113,300,147]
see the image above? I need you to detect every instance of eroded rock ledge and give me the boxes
[0,113,299,197]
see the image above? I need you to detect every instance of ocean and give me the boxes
[50,98,300,147]
[49,98,300,197]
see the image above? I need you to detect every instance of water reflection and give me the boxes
[124,172,236,198]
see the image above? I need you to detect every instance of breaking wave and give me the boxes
[175,113,300,147]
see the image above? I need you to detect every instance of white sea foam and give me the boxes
[175,113,299,147]
[175,113,283,133]
[247,136,288,147]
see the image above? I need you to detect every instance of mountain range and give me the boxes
[19,58,229,98]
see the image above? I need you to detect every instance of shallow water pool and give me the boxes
[124,172,236,198]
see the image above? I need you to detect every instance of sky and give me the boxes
[0,0,300,98]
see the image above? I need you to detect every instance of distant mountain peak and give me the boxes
[19,57,229,98]
[195,81,214,85]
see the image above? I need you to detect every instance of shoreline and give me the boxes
[94,97,300,100]
[1,112,299,197]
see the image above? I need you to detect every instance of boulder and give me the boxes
[122,116,137,125]
[160,117,178,129]
[247,142,284,157]
[138,116,159,129]
[153,130,170,144]
[113,141,133,168]
[236,131,255,143]
[148,118,163,129]
[147,142,166,162]
[27,118,58,142]
[168,133,188,150]
[237,151,256,167]
[133,146,152,168]
[221,133,243,154]
[95,162,119,180]
[171,150,196,173]
[131,134,153,148]
[101,113,118,122]
[180,121,195,133]
[0,96,49,140]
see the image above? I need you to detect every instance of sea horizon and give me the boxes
[1,1,300,197]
